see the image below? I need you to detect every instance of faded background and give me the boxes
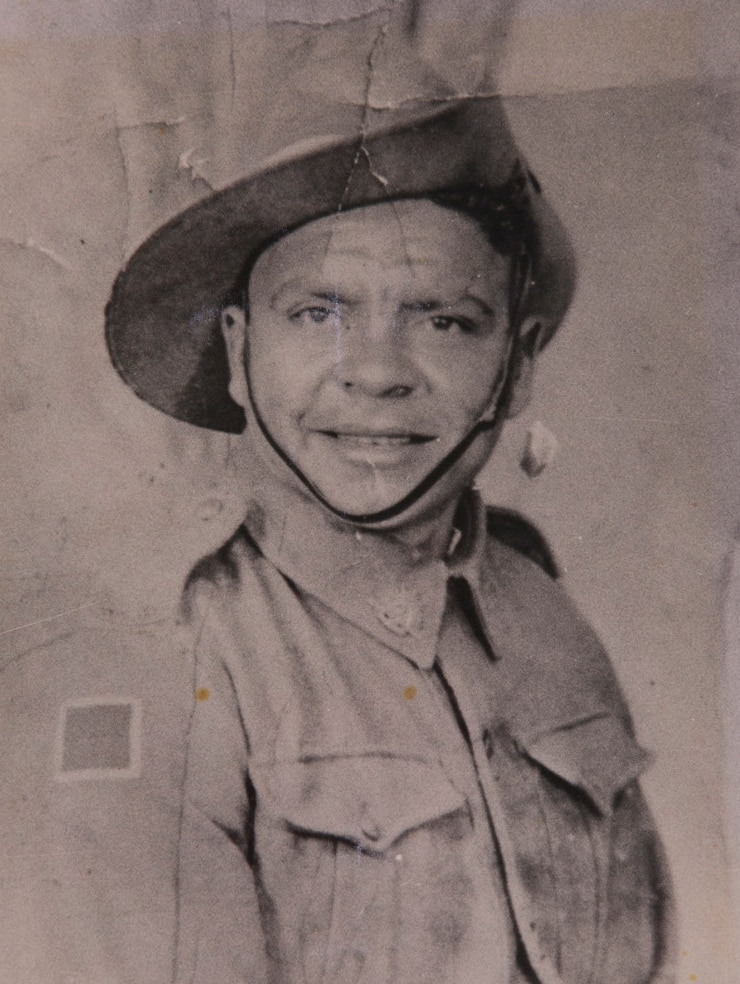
[1,1,738,981]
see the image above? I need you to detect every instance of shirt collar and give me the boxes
[240,477,491,670]
[238,477,631,769]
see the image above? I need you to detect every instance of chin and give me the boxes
[313,482,412,520]
[297,432,499,526]
[309,472,465,530]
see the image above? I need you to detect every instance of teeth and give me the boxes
[337,435,413,446]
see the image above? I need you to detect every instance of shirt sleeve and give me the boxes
[174,586,270,984]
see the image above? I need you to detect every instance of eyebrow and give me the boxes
[400,294,496,318]
[268,284,497,318]
[269,283,359,309]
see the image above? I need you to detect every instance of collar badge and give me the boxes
[369,588,424,637]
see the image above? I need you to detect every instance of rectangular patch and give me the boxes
[55,697,142,781]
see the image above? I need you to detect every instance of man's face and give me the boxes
[229,200,524,519]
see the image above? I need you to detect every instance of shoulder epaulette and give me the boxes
[485,506,559,579]
[180,530,247,618]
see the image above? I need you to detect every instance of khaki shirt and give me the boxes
[1,483,674,984]
[174,483,675,984]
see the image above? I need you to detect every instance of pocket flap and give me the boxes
[251,756,466,853]
[520,713,652,815]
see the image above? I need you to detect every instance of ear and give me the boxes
[220,304,249,409]
[504,317,542,419]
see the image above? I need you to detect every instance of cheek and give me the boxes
[427,347,509,424]
[246,331,323,422]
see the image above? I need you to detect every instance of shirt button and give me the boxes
[482,728,495,759]
[361,815,382,842]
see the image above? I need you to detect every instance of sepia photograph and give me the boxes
[1,1,738,982]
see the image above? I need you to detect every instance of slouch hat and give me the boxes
[106,1,576,432]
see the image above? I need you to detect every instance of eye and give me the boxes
[429,314,476,334]
[290,305,341,327]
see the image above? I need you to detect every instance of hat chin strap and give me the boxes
[244,347,515,528]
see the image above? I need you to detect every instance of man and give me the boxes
[106,89,674,982]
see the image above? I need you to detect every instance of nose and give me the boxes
[333,312,421,399]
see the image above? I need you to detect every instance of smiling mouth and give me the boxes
[319,431,436,447]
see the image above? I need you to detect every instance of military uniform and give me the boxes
[171,479,675,984]
[95,45,674,982]
[3,479,673,983]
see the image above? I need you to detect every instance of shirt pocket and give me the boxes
[488,714,654,984]
[250,754,467,854]
[518,711,652,815]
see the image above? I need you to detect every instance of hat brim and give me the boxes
[105,98,575,433]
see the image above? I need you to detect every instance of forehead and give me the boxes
[248,199,510,295]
